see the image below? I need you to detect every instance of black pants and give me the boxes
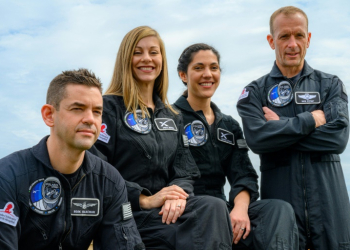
[134,195,233,250]
[231,199,299,250]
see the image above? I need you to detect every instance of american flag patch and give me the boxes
[122,202,133,220]
[182,134,189,147]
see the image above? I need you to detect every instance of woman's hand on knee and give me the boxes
[159,198,187,224]
[230,205,251,244]
[139,185,188,209]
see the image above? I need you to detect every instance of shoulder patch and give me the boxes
[122,202,133,220]
[238,88,249,101]
[98,123,111,143]
[237,139,249,149]
[217,128,235,145]
[154,118,178,131]
[0,202,19,227]
[71,198,100,216]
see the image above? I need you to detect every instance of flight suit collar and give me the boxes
[31,136,93,174]
[174,95,223,125]
[269,60,314,79]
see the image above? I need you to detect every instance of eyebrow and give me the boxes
[193,62,219,65]
[135,46,160,49]
[68,102,103,110]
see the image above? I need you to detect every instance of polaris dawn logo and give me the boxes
[29,177,63,215]
[268,81,293,107]
[124,110,152,134]
[184,120,208,146]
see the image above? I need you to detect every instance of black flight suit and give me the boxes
[237,61,350,250]
[175,95,299,250]
[93,94,233,250]
[0,136,144,250]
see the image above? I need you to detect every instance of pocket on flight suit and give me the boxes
[339,242,350,250]
[114,220,141,250]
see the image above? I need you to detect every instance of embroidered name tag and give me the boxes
[0,202,19,227]
[154,118,178,131]
[122,202,133,221]
[71,198,99,216]
[237,139,248,149]
[217,128,234,145]
[295,92,320,104]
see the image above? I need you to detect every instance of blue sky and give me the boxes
[1,0,349,196]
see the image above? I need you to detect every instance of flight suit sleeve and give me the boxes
[0,176,20,250]
[294,78,349,153]
[223,118,259,205]
[236,84,316,154]
[168,113,201,195]
[93,169,145,250]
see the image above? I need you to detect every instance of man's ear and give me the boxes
[306,32,311,48]
[267,34,275,50]
[41,104,55,127]
[179,71,188,83]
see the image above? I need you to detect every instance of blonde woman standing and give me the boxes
[92,26,233,250]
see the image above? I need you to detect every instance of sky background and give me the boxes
[1,0,349,197]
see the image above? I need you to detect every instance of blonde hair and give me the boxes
[105,26,177,117]
[270,6,308,36]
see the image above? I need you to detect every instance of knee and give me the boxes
[263,199,295,221]
[272,199,294,214]
[194,196,228,214]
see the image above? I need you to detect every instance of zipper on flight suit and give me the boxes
[59,173,86,248]
[285,76,312,240]
[301,154,311,239]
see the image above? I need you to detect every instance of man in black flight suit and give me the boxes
[237,6,350,250]
[0,69,144,250]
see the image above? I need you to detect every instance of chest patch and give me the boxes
[0,202,19,227]
[122,202,133,221]
[124,110,152,134]
[154,118,178,131]
[184,120,208,146]
[217,128,235,145]
[268,81,293,107]
[71,198,100,216]
[295,92,320,104]
[29,177,63,216]
[97,123,111,143]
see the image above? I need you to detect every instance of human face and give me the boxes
[132,36,163,85]
[267,13,311,74]
[180,50,220,100]
[52,84,103,152]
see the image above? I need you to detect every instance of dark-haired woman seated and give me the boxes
[174,43,299,249]
[92,27,233,250]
